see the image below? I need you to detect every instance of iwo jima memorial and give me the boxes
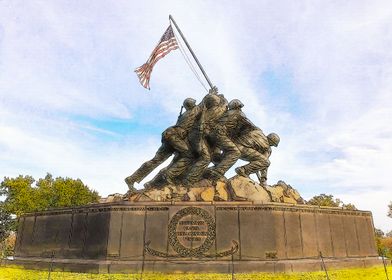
[14,16,379,273]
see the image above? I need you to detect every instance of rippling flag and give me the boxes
[135,25,179,89]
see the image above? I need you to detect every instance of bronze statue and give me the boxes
[184,92,229,184]
[235,129,280,185]
[125,90,280,191]
[124,98,198,190]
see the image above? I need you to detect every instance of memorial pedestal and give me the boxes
[13,201,380,273]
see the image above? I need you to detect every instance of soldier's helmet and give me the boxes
[267,133,280,147]
[183,98,196,110]
[204,94,221,109]
[228,99,244,110]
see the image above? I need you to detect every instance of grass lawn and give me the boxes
[0,265,390,280]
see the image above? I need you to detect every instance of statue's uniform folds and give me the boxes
[125,90,280,190]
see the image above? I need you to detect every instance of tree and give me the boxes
[0,203,14,242]
[389,201,392,218]
[342,203,357,210]
[0,175,37,216]
[0,232,16,258]
[375,228,385,255]
[306,193,357,210]
[374,228,385,238]
[307,194,341,207]
[375,228,385,238]
[35,174,100,210]
[381,237,392,259]
[0,173,100,243]
[375,229,392,258]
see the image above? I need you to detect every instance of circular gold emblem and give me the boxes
[168,207,215,257]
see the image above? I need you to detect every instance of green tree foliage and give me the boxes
[306,193,357,210]
[342,203,357,210]
[0,173,99,242]
[389,201,392,218]
[0,175,36,216]
[1,174,99,215]
[307,194,341,207]
[0,232,15,258]
[375,228,385,255]
[375,228,392,258]
[381,237,392,259]
[35,174,100,210]
[0,203,14,242]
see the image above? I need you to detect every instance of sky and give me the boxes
[0,1,391,232]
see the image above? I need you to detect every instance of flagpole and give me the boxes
[169,15,214,90]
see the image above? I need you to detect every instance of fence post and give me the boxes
[382,250,389,280]
[319,251,330,280]
[140,249,145,280]
[231,253,235,280]
[47,251,55,280]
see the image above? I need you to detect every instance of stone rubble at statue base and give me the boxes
[100,178,304,204]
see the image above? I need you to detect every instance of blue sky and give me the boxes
[1,1,392,231]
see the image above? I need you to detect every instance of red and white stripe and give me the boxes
[135,26,178,89]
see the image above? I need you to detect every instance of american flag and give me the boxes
[135,25,178,89]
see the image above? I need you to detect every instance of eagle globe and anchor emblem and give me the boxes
[145,207,239,258]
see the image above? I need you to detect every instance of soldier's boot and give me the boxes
[124,176,137,192]
[143,181,153,190]
[258,177,267,187]
[144,173,168,190]
[235,167,250,178]
[203,167,225,181]
[257,169,268,186]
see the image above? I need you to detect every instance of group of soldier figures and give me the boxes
[125,87,280,192]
